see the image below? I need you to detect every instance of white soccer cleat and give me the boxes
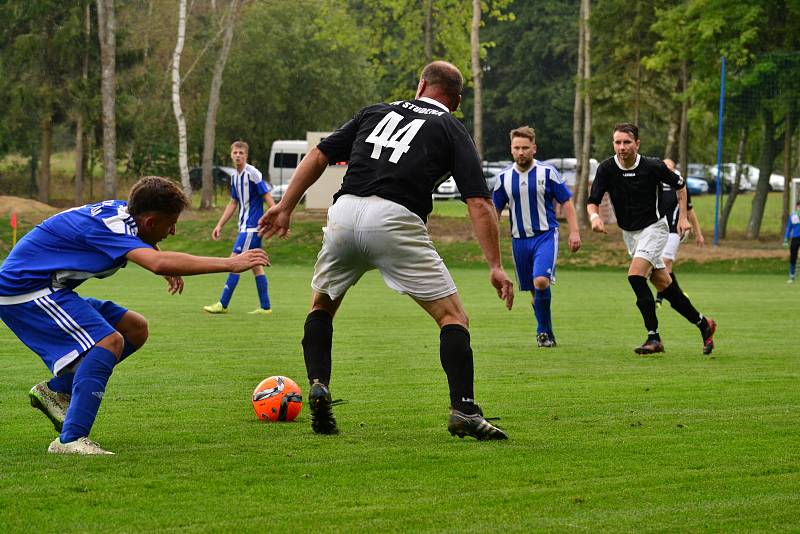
[29,381,70,432]
[47,437,114,455]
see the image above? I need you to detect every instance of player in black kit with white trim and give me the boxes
[587,123,716,355]
[259,61,514,440]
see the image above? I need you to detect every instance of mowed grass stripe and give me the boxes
[1,266,798,531]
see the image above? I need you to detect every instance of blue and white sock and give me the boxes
[60,346,117,443]
[220,273,240,308]
[255,274,271,310]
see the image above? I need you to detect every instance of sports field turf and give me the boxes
[1,263,798,531]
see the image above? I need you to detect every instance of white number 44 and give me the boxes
[365,111,426,163]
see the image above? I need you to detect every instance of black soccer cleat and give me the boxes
[447,407,508,441]
[701,318,717,355]
[634,339,665,355]
[537,332,557,348]
[308,381,338,435]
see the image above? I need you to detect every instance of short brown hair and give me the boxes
[421,61,464,102]
[510,126,535,143]
[128,176,190,217]
[613,122,639,140]
[231,140,249,153]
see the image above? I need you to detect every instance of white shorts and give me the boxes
[662,233,681,262]
[622,218,669,270]
[311,195,457,302]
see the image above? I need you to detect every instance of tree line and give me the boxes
[0,0,798,237]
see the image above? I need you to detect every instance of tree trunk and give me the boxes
[633,49,641,126]
[677,60,689,178]
[172,0,192,200]
[574,0,592,229]
[97,0,117,199]
[423,0,433,63]
[720,127,747,239]
[747,109,779,239]
[664,101,680,161]
[75,2,91,206]
[38,113,52,204]
[470,0,483,160]
[572,0,585,183]
[201,0,240,210]
[782,106,794,230]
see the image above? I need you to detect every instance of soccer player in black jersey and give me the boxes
[258,61,514,440]
[587,123,716,355]
[655,158,705,308]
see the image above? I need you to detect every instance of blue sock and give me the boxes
[790,263,796,277]
[255,274,271,310]
[48,373,74,395]
[119,335,139,363]
[533,287,552,335]
[220,273,240,308]
[60,346,117,443]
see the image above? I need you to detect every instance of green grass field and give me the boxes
[1,264,798,531]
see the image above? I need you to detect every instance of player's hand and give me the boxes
[212,226,221,240]
[678,217,691,238]
[165,275,184,295]
[229,249,270,272]
[490,267,514,310]
[591,217,607,234]
[696,233,706,247]
[258,204,292,239]
[783,240,789,249]
[569,231,582,252]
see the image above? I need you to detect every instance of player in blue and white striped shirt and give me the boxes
[493,126,581,347]
[204,141,276,315]
[784,201,800,283]
[0,176,268,454]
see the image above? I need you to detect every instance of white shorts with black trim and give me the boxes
[662,232,681,262]
[622,217,669,270]
[311,195,457,302]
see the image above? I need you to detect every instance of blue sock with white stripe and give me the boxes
[220,273,240,308]
[48,373,74,395]
[60,346,117,443]
[533,288,552,335]
[255,274,271,310]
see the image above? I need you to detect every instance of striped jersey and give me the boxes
[492,161,572,238]
[230,164,270,232]
[0,201,150,296]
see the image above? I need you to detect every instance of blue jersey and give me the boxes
[492,161,572,238]
[0,201,150,297]
[786,211,800,240]
[230,164,270,232]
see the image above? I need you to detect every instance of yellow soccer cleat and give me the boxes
[248,308,273,315]
[203,302,228,314]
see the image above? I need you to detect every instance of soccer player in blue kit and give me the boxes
[204,140,276,315]
[493,126,581,348]
[0,176,269,455]
[783,200,800,283]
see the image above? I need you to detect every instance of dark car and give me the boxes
[189,166,236,191]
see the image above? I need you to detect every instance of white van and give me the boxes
[268,140,307,190]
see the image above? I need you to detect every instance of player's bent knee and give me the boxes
[97,331,125,359]
[533,276,550,290]
[118,311,149,347]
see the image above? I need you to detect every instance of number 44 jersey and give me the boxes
[317,97,490,223]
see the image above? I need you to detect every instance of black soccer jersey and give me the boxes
[317,98,488,222]
[588,154,685,231]
[660,182,693,234]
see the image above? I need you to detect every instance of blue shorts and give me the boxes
[511,229,559,292]
[0,290,127,376]
[232,231,262,254]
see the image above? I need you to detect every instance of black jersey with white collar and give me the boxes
[588,155,685,231]
[317,98,488,222]
[660,181,693,234]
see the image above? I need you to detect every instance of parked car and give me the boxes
[432,177,459,199]
[769,173,786,192]
[189,166,236,190]
[541,157,598,189]
[707,163,759,193]
[686,177,709,195]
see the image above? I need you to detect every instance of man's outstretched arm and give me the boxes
[126,248,269,276]
[466,196,514,309]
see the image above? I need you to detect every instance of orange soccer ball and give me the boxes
[252,376,303,422]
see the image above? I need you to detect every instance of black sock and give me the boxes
[439,324,478,414]
[660,281,702,325]
[628,275,659,334]
[302,309,333,386]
